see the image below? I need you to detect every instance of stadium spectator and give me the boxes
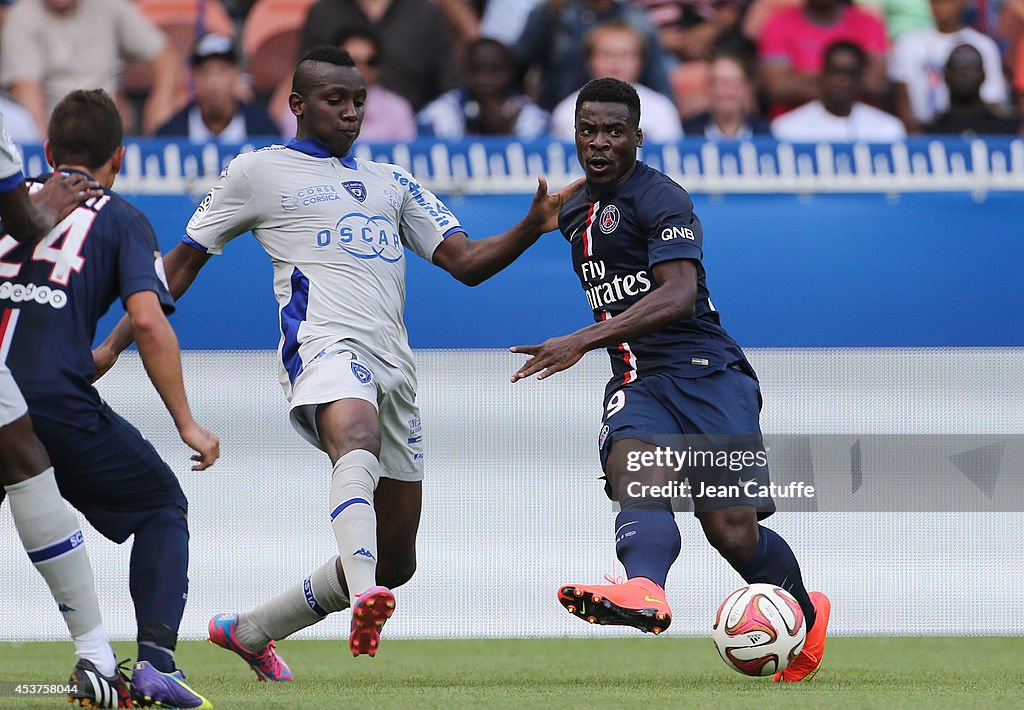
[925,43,1022,133]
[480,0,542,45]
[514,0,673,112]
[299,0,458,111]
[682,41,771,139]
[632,0,747,118]
[276,27,416,141]
[15,89,219,708]
[550,20,682,142]
[758,0,889,117]
[0,0,182,136]
[157,34,279,142]
[97,45,583,676]
[771,41,907,140]
[889,0,1008,131]
[418,37,548,139]
[855,0,935,40]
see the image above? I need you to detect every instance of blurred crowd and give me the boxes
[1,0,1022,143]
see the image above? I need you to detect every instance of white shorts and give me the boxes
[288,345,424,482]
[0,362,27,427]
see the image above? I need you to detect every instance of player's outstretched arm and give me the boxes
[93,242,212,380]
[511,259,698,382]
[432,176,584,286]
[125,289,220,470]
[0,173,101,244]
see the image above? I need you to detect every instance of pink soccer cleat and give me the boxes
[349,586,396,657]
[208,612,294,681]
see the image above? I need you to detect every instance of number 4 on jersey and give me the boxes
[0,196,108,284]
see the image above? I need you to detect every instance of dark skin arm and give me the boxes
[510,259,698,382]
[93,242,212,379]
[432,176,584,286]
[1,173,102,243]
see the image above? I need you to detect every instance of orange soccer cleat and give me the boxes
[774,591,831,682]
[558,575,672,634]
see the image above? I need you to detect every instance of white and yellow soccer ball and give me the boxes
[712,583,807,676]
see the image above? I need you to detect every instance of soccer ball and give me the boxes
[712,584,806,676]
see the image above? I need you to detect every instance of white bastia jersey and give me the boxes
[0,112,24,185]
[184,139,464,397]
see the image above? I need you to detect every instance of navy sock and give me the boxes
[614,504,681,588]
[130,509,189,673]
[737,525,817,631]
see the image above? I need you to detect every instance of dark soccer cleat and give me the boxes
[349,586,396,657]
[130,660,212,708]
[67,658,132,708]
[558,576,673,634]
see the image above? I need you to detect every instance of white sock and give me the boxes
[328,449,380,597]
[75,624,117,676]
[237,556,350,649]
[5,469,113,672]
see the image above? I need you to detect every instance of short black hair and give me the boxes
[575,77,641,127]
[47,89,122,171]
[823,40,867,72]
[293,45,357,94]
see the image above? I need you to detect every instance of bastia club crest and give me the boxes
[343,181,367,202]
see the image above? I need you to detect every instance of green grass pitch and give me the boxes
[1,637,1021,709]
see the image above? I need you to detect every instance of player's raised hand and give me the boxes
[527,176,586,233]
[179,421,220,471]
[91,344,118,382]
[510,333,587,382]
[33,172,103,223]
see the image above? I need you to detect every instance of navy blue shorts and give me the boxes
[599,363,775,517]
[29,404,188,543]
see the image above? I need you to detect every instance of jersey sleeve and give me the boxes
[638,179,704,268]
[184,155,261,255]
[117,211,175,314]
[0,115,24,190]
[392,166,465,261]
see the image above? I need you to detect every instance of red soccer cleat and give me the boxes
[350,586,396,657]
[774,591,831,682]
[558,575,672,634]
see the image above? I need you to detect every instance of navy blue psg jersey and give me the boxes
[559,162,748,393]
[0,173,174,430]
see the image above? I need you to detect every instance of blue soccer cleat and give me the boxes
[208,612,294,681]
[130,661,212,709]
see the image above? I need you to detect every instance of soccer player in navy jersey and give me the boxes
[0,115,125,703]
[3,90,219,708]
[511,77,831,682]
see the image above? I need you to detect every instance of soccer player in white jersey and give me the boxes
[0,115,132,704]
[94,45,580,674]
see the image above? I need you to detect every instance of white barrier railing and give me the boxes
[18,137,1024,196]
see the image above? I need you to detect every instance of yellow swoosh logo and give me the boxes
[644,595,665,604]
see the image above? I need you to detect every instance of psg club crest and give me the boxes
[343,181,367,202]
[599,204,620,234]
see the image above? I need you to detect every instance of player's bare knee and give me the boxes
[0,417,50,485]
[700,511,758,565]
[378,557,416,589]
